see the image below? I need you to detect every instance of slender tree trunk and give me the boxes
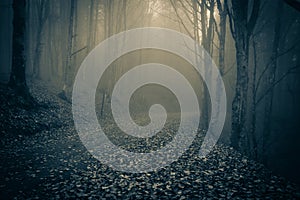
[250,39,258,158]
[216,0,227,76]
[93,0,99,45]
[200,1,207,48]
[203,2,214,128]
[215,0,227,123]
[87,0,95,52]
[99,0,112,117]
[61,0,76,100]
[32,1,49,79]
[33,26,43,78]
[262,0,283,162]
[206,0,214,53]
[199,0,210,128]
[100,92,106,117]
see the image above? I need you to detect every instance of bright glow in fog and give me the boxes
[72,27,226,173]
[111,63,199,138]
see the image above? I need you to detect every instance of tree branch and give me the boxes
[71,46,87,56]
[255,65,300,106]
[255,41,300,94]
[169,0,193,39]
[225,0,236,39]
[213,17,220,39]
[247,0,260,34]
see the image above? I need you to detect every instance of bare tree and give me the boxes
[9,0,34,105]
[227,0,260,151]
[261,0,283,161]
[216,0,227,76]
[87,0,96,52]
[59,0,77,102]
[32,0,49,79]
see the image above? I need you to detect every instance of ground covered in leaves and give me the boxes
[1,81,300,199]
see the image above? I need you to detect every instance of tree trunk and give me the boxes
[231,36,250,150]
[60,0,76,100]
[215,0,227,123]
[228,0,260,151]
[9,0,34,105]
[32,0,49,79]
[87,0,95,52]
[216,0,227,76]
[33,27,42,78]
[250,39,258,159]
[262,0,283,162]
[198,0,211,128]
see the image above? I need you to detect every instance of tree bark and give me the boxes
[262,0,283,161]
[228,0,260,151]
[231,35,250,150]
[9,0,34,105]
[214,0,227,127]
[33,0,49,79]
[60,0,76,100]
[249,39,258,159]
[216,0,227,76]
[87,0,95,52]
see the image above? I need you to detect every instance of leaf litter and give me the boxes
[0,81,300,199]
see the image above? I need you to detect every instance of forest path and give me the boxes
[0,81,299,199]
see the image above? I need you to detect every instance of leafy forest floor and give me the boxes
[0,81,300,199]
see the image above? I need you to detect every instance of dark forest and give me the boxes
[1,0,300,199]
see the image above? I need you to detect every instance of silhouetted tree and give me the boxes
[32,0,50,79]
[227,0,260,151]
[9,0,34,105]
[59,0,77,102]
